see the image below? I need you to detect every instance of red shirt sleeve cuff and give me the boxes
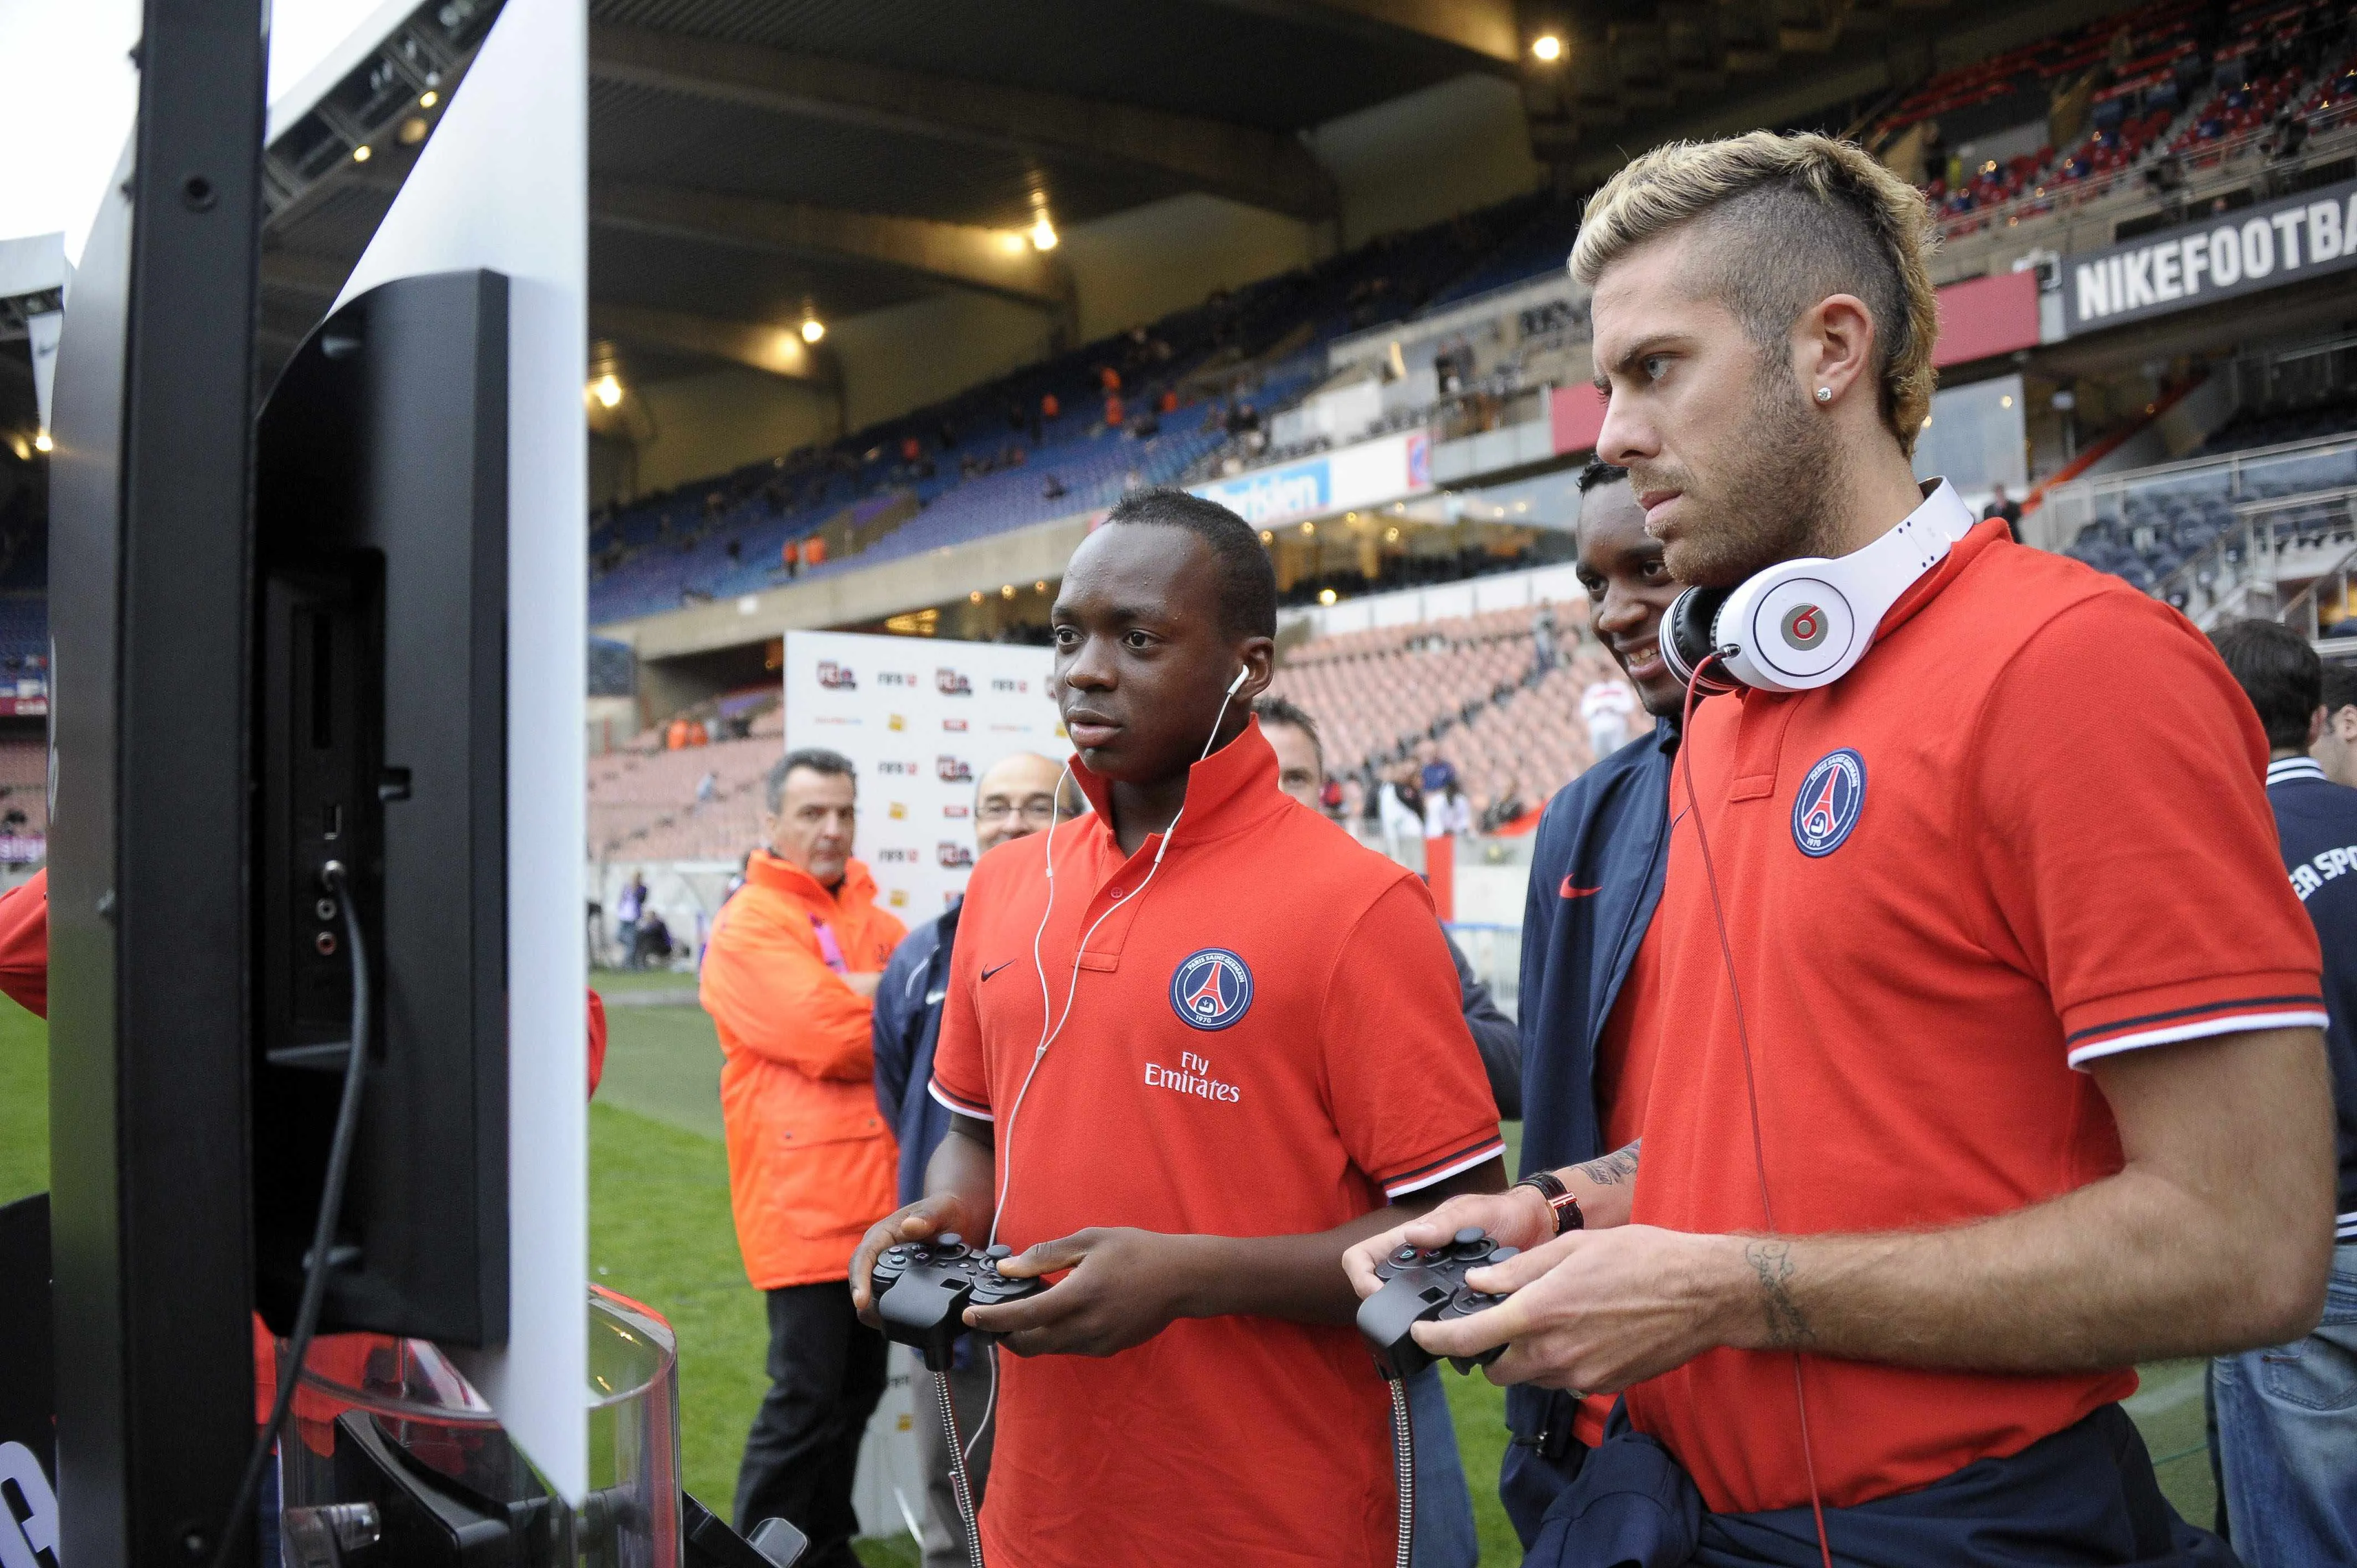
[928,1074,994,1121]
[1377,1132,1507,1198]
[2062,969,2326,1067]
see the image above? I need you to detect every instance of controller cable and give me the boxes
[929,1368,987,1568]
[208,860,372,1568]
[909,678,1247,1568]
[1387,1376,1416,1568]
[1677,658,1835,1568]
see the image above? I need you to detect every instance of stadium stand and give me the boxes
[588,695,785,862]
[1866,0,2356,240]
[586,193,1591,628]
[0,735,45,862]
[1263,603,1639,822]
[0,595,45,690]
[2052,430,2357,615]
[584,1,2357,864]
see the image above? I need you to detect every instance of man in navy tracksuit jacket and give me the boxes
[2211,621,2357,1566]
[1501,464,1691,1543]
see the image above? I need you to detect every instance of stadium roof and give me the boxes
[254,0,2134,387]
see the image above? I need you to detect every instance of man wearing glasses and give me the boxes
[871,749,1068,1568]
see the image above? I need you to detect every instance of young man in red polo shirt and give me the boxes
[1351,131,2334,1560]
[850,488,1505,1568]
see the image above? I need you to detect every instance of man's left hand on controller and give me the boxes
[1367,1224,1756,1394]
[963,1226,1203,1358]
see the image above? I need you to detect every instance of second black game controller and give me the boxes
[1356,1226,1519,1380]
[870,1234,1048,1370]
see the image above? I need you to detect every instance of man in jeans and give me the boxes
[703,748,907,1566]
[2211,620,2357,1567]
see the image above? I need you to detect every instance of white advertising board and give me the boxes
[783,631,1064,922]
[1189,429,1432,529]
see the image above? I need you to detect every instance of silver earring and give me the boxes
[1814,386,1833,404]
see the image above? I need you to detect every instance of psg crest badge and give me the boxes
[1791,748,1867,858]
[1170,948,1253,1030]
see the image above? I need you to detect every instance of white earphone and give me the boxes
[989,663,1251,1246]
[1661,484,1974,695]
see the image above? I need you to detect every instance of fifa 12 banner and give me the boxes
[2063,174,2357,335]
[783,631,1062,919]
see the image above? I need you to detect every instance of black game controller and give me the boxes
[1356,1226,1519,1380]
[870,1233,1048,1370]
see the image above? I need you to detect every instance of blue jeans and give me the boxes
[1407,1365,1478,1568]
[2212,1240,2357,1567]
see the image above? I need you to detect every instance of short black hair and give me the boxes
[1254,694,1322,761]
[2212,619,2321,752]
[2323,658,2357,715]
[1104,487,1278,639]
[1577,461,1630,494]
[767,746,856,813]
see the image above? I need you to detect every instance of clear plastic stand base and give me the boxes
[272,1287,681,1568]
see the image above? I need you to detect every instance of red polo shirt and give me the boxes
[930,719,1502,1568]
[1625,496,2324,1513]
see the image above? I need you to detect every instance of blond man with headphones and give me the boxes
[1349,132,2331,1566]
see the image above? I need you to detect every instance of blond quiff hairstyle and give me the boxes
[1571,131,1941,456]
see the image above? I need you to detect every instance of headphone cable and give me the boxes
[1677,656,1834,1568]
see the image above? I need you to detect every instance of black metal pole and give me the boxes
[46,0,267,1563]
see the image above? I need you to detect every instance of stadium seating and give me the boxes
[1266,603,1639,820]
[0,596,46,687]
[1873,0,2354,233]
[0,736,47,860]
[588,193,1591,627]
[2057,428,2357,607]
[589,732,774,863]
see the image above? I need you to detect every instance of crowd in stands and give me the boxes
[0,738,46,862]
[590,694,784,862]
[588,194,1595,627]
[1261,604,1636,831]
[1867,0,2355,231]
[0,596,46,697]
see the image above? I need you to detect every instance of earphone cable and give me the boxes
[991,675,1248,1251]
[1677,656,1834,1568]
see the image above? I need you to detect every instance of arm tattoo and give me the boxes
[1747,1240,1815,1348]
[1571,1139,1641,1188]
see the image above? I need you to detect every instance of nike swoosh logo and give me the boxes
[1559,878,1602,899]
[982,961,1016,981]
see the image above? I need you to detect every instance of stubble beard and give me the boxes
[1640,358,1847,589]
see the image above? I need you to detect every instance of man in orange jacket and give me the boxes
[701,747,907,1567]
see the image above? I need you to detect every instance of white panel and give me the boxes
[1470,574,1534,612]
[782,632,1062,923]
[335,0,589,1501]
[1370,594,1427,628]
[1421,583,1475,621]
[267,0,419,140]
[1526,564,1586,604]
[1327,433,1413,511]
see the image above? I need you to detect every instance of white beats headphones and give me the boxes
[1661,482,1975,695]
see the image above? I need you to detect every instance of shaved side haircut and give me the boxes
[1571,131,1941,456]
[1104,487,1279,640]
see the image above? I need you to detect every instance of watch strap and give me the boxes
[1513,1171,1584,1236]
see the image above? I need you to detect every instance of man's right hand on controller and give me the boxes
[1343,1187,1555,1302]
[850,1194,979,1324]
